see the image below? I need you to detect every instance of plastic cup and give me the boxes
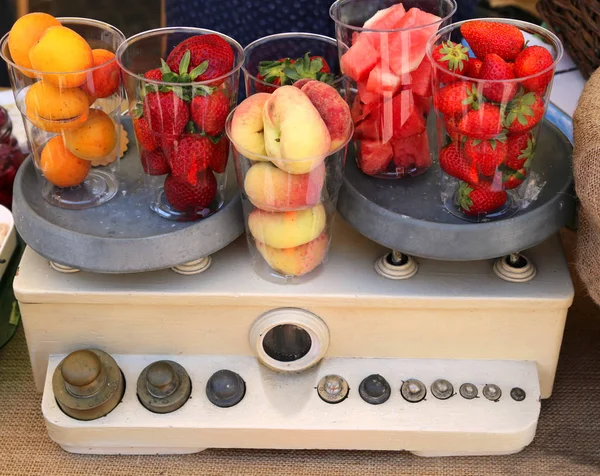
[242,32,345,97]
[226,107,352,284]
[426,19,563,222]
[117,27,243,221]
[0,18,125,209]
[330,0,456,179]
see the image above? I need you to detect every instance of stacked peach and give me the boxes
[7,13,121,188]
[228,81,352,278]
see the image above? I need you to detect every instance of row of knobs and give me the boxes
[318,374,527,404]
[53,350,246,421]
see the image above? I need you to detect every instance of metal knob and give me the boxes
[53,349,124,421]
[459,383,478,400]
[317,375,349,404]
[206,370,246,408]
[510,387,526,402]
[137,360,191,414]
[483,384,502,401]
[359,374,391,405]
[431,379,454,400]
[401,379,427,403]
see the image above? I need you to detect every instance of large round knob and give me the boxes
[147,361,174,388]
[137,360,191,414]
[359,374,391,405]
[61,349,102,387]
[206,370,246,408]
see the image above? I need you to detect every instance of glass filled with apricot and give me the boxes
[0,14,125,209]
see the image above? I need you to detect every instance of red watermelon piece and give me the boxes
[359,140,393,175]
[366,63,402,93]
[391,131,431,169]
[357,79,382,105]
[363,4,407,29]
[409,57,433,97]
[340,38,379,82]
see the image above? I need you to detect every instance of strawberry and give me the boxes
[169,135,213,182]
[166,34,234,83]
[439,143,479,185]
[133,117,159,152]
[144,68,163,81]
[434,81,481,117]
[444,115,463,142]
[479,54,518,103]
[505,132,535,170]
[210,137,229,174]
[160,134,180,160]
[460,21,525,62]
[458,103,504,139]
[141,149,170,176]
[502,167,527,190]
[514,46,554,92]
[359,140,393,175]
[431,41,470,83]
[190,89,229,136]
[256,53,334,90]
[143,91,190,136]
[164,169,217,213]
[504,91,544,134]
[457,181,507,216]
[465,58,483,79]
[464,136,507,176]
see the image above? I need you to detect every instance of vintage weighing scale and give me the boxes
[11,115,575,457]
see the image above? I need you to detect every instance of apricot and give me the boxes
[29,26,93,88]
[7,13,61,76]
[40,136,91,187]
[248,203,326,249]
[82,49,120,99]
[256,232,329,277]
[25,81,89,133]
[244,161,325,212]
[63,109,117,160]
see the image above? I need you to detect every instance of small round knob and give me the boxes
[61,350,102,387]
[510,387,526,402]
[483,384,502,402]
[206,370,246,408]
[400,379,426,403]
[359,374,391,405]
[317,374,349,404]
[431,379,454,400]
[147,361,174,388]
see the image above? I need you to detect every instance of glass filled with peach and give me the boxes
[0,14,125,209]
[227,81,353,283]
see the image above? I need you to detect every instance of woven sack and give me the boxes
[538,0,600,79]
[573,67,600,303]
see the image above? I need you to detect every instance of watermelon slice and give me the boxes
[391,131,431,169]
[409,57,433,97]
[366,63,402,93]
[413,94,431,116]
[340,37,379,82]
[357,79,383,105]
[363,3,406,29]
[388,8,442,76]
[358,140,393,175]
[355,89,416,143]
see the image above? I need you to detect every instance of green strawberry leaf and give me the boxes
[490,140,497,150]
[310,57,324,74]
[189,60,209,81]
[283,67,301,80]
[206,133,223,144]
[132,103,144,119]
[316,72,335,85]
[160,59,172,75]
[186,120,197,134]
[193,85,216,97]
[472,139,482,146]
[179,50,191,76]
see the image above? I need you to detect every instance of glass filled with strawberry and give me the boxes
[242,32,344,97]
[117,27,243,221]
[226,81,353,284]
[330,0,456,179]
[427,19,563,221]
[1,15,125,209]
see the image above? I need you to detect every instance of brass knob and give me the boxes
[53,349,124,421]
[137,360,191,414]
[146,361,179,399]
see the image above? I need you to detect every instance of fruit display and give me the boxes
[0,106,26,210]
[1,13,124,209]
[117,28,243,220]
[427,19,562,221]
[227,82,353,281]
[243,32,343,97]
[330,0,455,179]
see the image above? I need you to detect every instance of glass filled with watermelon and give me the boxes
[242,32,345,97]
[330,0,456,179]
[426,19,563,222]
[117,27,244,221]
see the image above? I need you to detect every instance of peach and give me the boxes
[248,203,326,249]
[256,232,329,277]
[301,81,353,151]
[7,13,61,75]
[244,161,325,212]
[82,49,120,98]
[40,136,91,188]
[25,81,89,133]
[262,86,331,174]
[29,26,93,88]
[229,93,271,161]
[63,109,117,160]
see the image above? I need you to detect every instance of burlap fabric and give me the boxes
[574,67,600,305]
[0,231,599,475]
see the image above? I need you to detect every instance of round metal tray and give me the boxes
[338,121,575,261]
[12,118,244,273]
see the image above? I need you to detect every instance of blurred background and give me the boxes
[0,0,542,88]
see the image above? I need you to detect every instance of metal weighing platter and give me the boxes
[12,118,244,273]
[338,121,575,261]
